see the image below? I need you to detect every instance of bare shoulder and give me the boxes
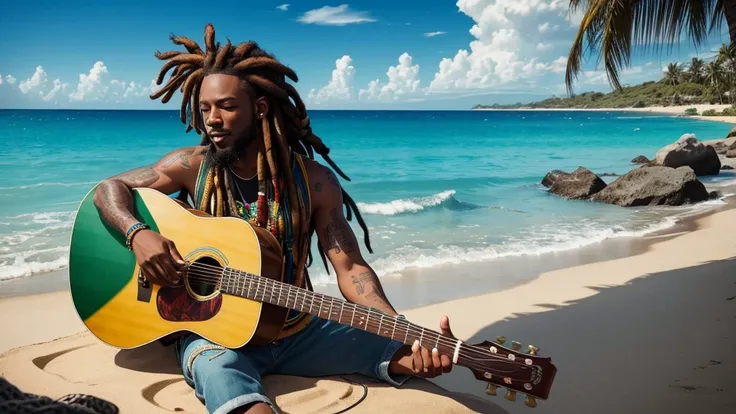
[154,145,208,172]
[300,157,343,213]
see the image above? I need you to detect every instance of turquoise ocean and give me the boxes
[1,109,735,285]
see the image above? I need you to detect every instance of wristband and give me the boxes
[125,222,150,251]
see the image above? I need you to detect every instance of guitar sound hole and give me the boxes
[188,256,222,297]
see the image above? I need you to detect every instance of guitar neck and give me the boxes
[219,267,465,363]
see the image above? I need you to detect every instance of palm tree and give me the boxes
[565,0,736,94]
[718,43,736,101]
[688,57,705,83]
[705,60,726,103]
[663,62,684,85]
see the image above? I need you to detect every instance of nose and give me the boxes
[205,108,222,127]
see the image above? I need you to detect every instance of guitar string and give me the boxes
[182,264,535,368]
[180,274,540,388]
[179,263,538,371]
[181,271,536,381]
[183,266,530,367]
[172,272,535,382]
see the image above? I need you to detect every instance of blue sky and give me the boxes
[0,0,730,110]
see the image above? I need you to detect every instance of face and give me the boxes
[198,73,267,167]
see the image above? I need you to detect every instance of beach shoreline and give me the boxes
[472,104,736,125]
[1,192,734,413]
[2,108,735,412]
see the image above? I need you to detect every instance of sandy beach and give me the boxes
[1,195,734,413]
[474,103,736,125]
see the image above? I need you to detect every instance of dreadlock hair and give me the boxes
[149,23,372,287]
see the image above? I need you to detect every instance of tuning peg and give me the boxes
[486,383,498,395]
[504,390,517,401]
[528,345,539,355]
[496,336,506,345]
[525,395,538,408]
[511,341,521,351]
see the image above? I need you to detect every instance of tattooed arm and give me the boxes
[310,164,398,316]
[92,146,203,235]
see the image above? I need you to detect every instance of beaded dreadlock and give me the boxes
[149,23,372,286]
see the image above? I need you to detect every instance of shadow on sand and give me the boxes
[431,256,736,414]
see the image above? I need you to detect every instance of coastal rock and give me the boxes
[541,169,567,188]
[728,126,736,138]
[727,149,736,158]
[722,165,734,170]
[590,166,709,207]
[711,140,730,154]
[654,133,720,176]
[631,155,651,164]
[545,167,607,200]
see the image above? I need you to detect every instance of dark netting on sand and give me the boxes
[0,377,118,414]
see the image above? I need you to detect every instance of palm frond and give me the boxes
[566,0,720,94]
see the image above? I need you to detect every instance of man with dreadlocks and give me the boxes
[92,23,455,414]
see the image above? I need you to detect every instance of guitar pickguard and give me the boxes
[156,286,222,322]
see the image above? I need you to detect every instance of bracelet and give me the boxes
[125,222,150,251]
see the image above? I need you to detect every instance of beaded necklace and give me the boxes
[230,168,259,224]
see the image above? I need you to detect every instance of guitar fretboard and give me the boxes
[217,266,461,359]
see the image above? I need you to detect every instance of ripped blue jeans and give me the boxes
[175,316,409,414]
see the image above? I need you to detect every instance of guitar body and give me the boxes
[68,186,288,349]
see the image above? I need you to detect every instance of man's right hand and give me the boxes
[131,230,186,286]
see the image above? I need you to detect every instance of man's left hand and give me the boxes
[406,315,455,378]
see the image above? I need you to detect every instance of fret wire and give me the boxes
[227,268,233,292]
[246,271,252,298]
[276,285,288,305]
[328,298,334,320]
[339,302,344,324]
[391,318,397,340]
[420,328,424,346]
[377,315,383,336]
[366,308,371,331]
[350,305,356,327]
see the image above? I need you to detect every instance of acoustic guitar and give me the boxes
[68,186,557,407]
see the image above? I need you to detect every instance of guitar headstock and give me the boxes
[467,336,557,408]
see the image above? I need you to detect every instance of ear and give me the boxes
[255,96,269,119]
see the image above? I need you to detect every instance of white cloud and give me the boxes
[42,79,69,102]
[426,0,575,93]
[538,22,559,33]
[424,31,446,37]
[277,4,289,11]
[0,74,3,85]
[298,4,375,26]
[3,61,155,106]
[15,66,69,102]
[550,56,567,73]
[19,66,49,95]
[307,55,356,104]
[69,61,110,102]
[359,53,420,101]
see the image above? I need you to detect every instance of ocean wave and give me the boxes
[0,247,69,280]
[356,190,483,215]
[309,196,727,285]
[0,181,97,191]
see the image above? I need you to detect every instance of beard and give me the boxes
[205,133,253,168]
